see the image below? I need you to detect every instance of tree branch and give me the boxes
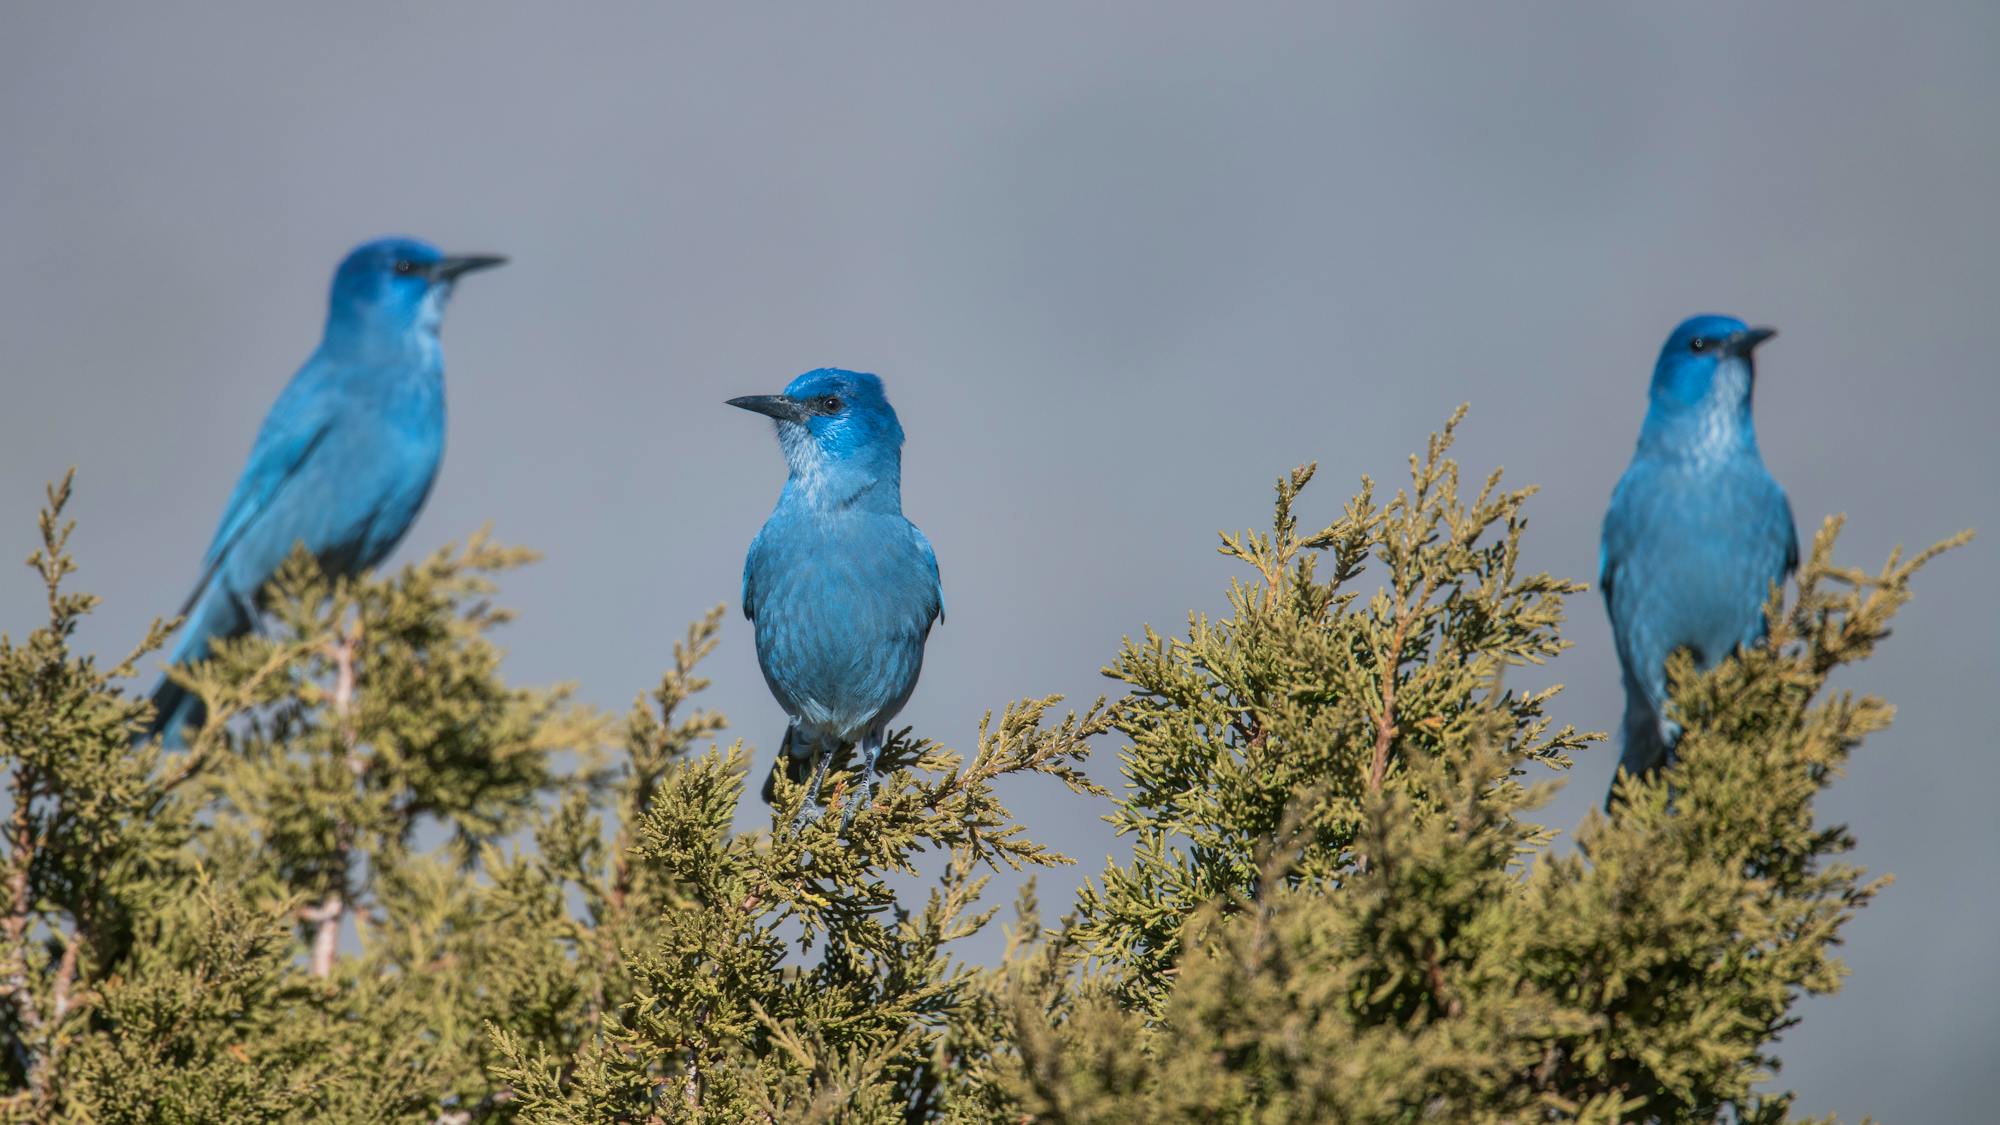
[49,935,78,1025]
[310,619,362,979]
[1369,604,1414,794]
[0,767,42,1096]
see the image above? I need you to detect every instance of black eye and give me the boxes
[818,396,844,414]
[393,259,417,276]
[1688,336,1710,353]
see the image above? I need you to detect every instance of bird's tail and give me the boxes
[140,583,249,746]
[760,725,844,805]
[1605,686,1678,810]
[143,678,205,748]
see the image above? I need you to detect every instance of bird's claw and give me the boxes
[789,801,828,835]
[837,772,876,835]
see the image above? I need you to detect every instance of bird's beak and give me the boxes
[1727,326,1777,356]
[430,254,509,282]
[727,394,812,423]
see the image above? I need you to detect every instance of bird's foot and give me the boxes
[789,801,828,835]
[787,746,838,836]
[837,771,877,835]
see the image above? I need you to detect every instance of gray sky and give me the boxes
[3,3,1995,1118]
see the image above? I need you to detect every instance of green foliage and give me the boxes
[1073,408,1589,1014]
[0,414,1961,1122]
[57,877,344,1122]
[0,479,609,1121]
[486,651,1108,1122]
[996,415,1965,1123]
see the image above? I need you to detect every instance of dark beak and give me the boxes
[727,394,811,424]
[430,254,508,282]
[1728,325,1777,356]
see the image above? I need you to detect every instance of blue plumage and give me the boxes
[145,237,505,742]
[731,369,942,829]
[1600,315,1798,801]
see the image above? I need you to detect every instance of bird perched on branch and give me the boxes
[144,237,506,743]
[730,369,943,831]
[1600,314,1797,804]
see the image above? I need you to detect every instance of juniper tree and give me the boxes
[0,408,1960,1123]
[0,480,607,1121]
[0,477,361,1121]
[167,531,608,1115]
[992,412,1965,1123]
[486,650,1107,1122]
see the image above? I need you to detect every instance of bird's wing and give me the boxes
[1598,474,1637,618]
[742,527,768,621]
[179,372,339,616]
[910,523,943,625]
[1596,466,1655,695]
[1779,490,1800,578]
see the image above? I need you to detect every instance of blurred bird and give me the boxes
[731,369,943,830]
[1600,314,1797,804]
[144,237,506,743]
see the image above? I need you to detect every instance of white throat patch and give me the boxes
[778,421,829,498]
[1687,357,1754,463]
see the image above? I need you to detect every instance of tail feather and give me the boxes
[143,677,206,746]
[761,726,812,804]
[760,725,847,805]
[140,582,249,746]
[1606,691,1677,810]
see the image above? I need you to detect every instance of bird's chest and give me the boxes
[749,519,929,691]
[751,519,920,626]
[311,389,446,563]
[1623,462,1773,549]
[355,379,445,476]
[334,405,443,495]
[1615,463,1784,654]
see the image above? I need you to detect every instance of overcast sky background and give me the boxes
[3,3,1995,1118]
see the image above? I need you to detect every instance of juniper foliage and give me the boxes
[485,642,1109,1122]
[999,414,1965,1123]
[1071,408,1589,1016]
[0,411,1960,1122]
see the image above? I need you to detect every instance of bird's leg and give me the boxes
[791,740,835,833]
[839,731,884,835]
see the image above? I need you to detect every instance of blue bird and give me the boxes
[1600,315,1797,803]
[145,237,505,742]
[730,369,943,830]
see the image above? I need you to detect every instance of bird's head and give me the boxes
[326,236,506,343]
[1650,314,1776,413]
[728,368,906,484]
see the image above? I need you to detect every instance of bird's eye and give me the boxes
[818,396,844,414]
[392,259,417,276]
[1689,336,1711,353]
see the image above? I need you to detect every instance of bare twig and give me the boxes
[1369,581,1431,794]
[50,934,79,1023]
[303,890,344,980]
[1,768,43,1095]
[310,618,362,979]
